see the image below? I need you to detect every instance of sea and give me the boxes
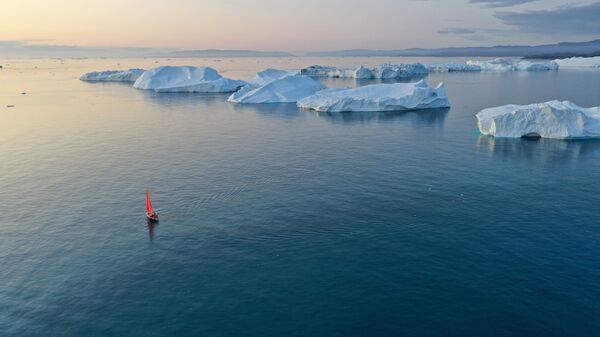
[1,57,600,336]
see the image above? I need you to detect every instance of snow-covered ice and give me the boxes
[228,75,326,104]
[133,66,246,93]
[246,68,298,87]
[374,63,429,79]
[427,63,482,72]
[554,56,600,68]
[297,80,449,112]
[476,100,600,139]
[80,69,145,82]
[467,59,559,71]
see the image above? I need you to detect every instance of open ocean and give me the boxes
[1,57,600,336]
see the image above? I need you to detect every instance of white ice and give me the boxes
[466,59,559,71]
[80,69,145,82]
[133,66,246,93]
[245,68,298,87]
[554,56,600,68]
[427,63,482,72]
[300,64,429,79]
[297,80,450,112]
[476,100,600,139]
[228,75,326,104]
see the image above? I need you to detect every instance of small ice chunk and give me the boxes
[80,69,145,82]
[476,100,600,139]
[297,80,450,112]
[134,66,246,93]
[228,75,326,104]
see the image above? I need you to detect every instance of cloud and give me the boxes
[463,34,490,41]
[495,2,600,34]
[438,28,477,35]
[469,0,539,7]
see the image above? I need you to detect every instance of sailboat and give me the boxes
[145,190,159,222]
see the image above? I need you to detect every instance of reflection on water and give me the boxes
[147,220,156,242]
[316,107,449,126]
[231,102,304,120]
[476,135,600,163]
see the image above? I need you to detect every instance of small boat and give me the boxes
[145,190,159,222]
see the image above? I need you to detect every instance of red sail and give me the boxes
[146,190,154,213]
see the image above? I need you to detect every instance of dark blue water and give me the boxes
[1,59,600,336]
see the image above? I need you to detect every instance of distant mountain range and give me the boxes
[305,39,600,58]
[164,49,295,58]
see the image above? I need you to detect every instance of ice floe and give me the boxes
[228,75,326,104]
[476,100,600,139]
[466,59,559,71]
[133,66,246,93]
[80,69,145,82]
[297,80,449,112]
[554,56,600,68]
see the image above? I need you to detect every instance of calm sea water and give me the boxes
[1,57,600,337]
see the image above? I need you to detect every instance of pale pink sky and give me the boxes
[0,0,596,52]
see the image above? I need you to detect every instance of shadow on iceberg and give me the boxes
[476,135,600,163]
[317,107,449,126]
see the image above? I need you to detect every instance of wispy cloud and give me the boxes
[469,0,539,8]
[438,28,477,35]
[495,2,600,34]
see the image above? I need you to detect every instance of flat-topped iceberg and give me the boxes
[133,66,246,93]
[297,80,449,112]
[228,75,326,104]
[476,100,600,139]
[427,63,482,72]
[300,63,429,79]
[80,69,145,82]
[246,68,298,87]
[554,56,600,68]
[467,59,559,71]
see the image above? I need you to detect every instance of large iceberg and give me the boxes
[467,59,559,71]
[133,66,246,93]
[300,63,429,79]
[245,68,298,87]
[476,100,600,139]
[427,63,482,72]
[228,75,326,104]
[80,69,145,82]
[297,80,449,112]
[554,56,600,68]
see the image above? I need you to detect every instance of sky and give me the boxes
[0,0,598,55]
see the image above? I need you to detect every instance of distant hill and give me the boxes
[306,39,600,58]
[524,50,600,60]
[165,49,295,58]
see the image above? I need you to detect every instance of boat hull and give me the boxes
[146,212,159,222]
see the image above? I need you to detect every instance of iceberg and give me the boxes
[476,100,600,139]
[300,63,429,79]
[300,65,341,77]
[554,56,600,68]
[228,75,326,104]
[297,80,449,112]
[246,68,298,87]
[374,63,429,79]
[466,59,559,71]
[133,66,246,93]
[427,63,482,72]
[80,69,145,82]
